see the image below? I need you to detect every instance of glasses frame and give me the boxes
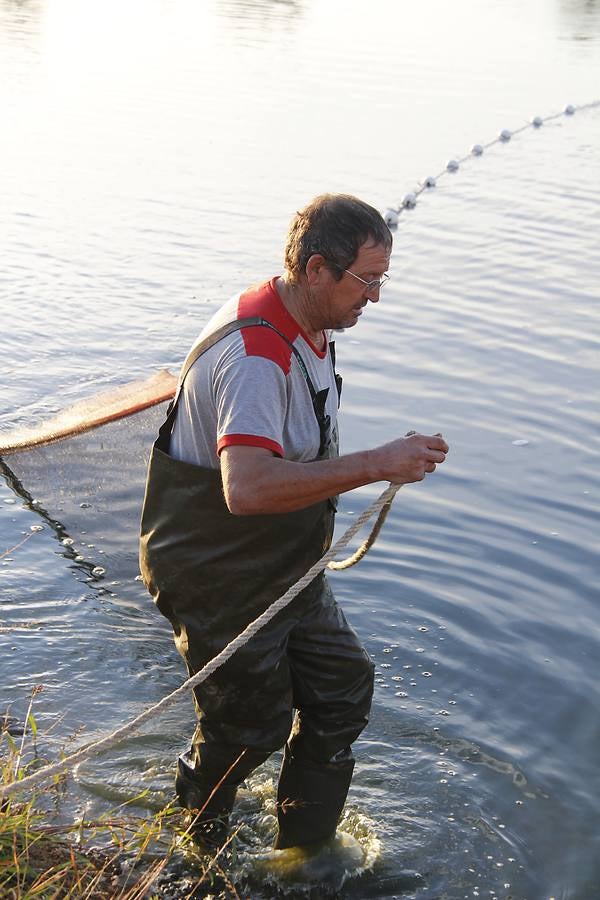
[342,268,390,293]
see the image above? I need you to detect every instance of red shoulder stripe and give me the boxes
[240,325,292,373]
[237,279,302,373]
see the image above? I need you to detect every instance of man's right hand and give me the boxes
[370,433,449,485]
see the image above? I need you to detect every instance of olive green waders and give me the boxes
[139,319,374,849]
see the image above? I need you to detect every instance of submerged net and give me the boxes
[0,369,177,584]
[1,403,168,584]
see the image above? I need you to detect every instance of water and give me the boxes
[1,1,600,897]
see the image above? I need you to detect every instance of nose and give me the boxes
[366,286,381,303]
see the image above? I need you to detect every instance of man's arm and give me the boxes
[221,433,449,515]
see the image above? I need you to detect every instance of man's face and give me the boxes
[318,240,391,331]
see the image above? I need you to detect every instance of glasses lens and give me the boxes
[368,274,389,291]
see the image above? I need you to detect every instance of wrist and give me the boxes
[363,447,381,484]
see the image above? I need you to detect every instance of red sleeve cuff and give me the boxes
[217,434,283,458]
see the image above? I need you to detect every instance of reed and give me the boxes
[1,692,240,899]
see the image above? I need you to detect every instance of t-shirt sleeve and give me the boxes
[214,353,288,458]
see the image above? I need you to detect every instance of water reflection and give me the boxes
[558,0,600,37]
[0,0,43,64]
[219,0,303,21]
[0,0,42,27]
[217,0,303,42]
[0,0,43,15]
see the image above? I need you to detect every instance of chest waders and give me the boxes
[140,318,374,850]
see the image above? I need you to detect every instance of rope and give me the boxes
[327,429,417,570]
[328,496,394,570]
[1,481,401,800]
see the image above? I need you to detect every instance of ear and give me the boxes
[305,253,328,286]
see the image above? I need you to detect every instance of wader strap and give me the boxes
[329,340,343,406]
[157,317,339,456]
[157,317,262,447]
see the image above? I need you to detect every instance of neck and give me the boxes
[275,276,324,349]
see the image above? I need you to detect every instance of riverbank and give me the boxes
[1,713,235,900]
[0,790,236,899]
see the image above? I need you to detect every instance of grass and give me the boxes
[0,691,242,899]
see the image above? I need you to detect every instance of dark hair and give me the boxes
[284,193,392,283]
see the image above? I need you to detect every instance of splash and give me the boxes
[226,774,383,897]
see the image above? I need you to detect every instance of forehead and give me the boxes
[353,240,391,272]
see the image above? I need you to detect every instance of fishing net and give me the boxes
[0,396,170,587]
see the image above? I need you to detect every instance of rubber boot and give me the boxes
[274,746,355,849]
[175,752,237,850]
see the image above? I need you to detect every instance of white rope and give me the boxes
[383,99,600,225]
[327,495,394,570]
[1,482,401,799]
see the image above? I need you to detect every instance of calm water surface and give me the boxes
[1,1,599,898]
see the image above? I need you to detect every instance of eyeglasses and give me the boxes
[342,269,390,292]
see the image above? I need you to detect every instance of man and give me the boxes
[139,193,448,852]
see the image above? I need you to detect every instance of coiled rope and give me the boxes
[327,495,394,570]
[4,97,599,799]
[1,482,401,799]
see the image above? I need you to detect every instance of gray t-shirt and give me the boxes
[170,278,339,469]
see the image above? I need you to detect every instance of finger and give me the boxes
[425,448,446,463]
[427,435,449,453]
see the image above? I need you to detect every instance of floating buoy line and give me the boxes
[2,98,599,799]
[382,100,600,227]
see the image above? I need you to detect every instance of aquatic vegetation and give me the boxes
[0,694,242,899]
